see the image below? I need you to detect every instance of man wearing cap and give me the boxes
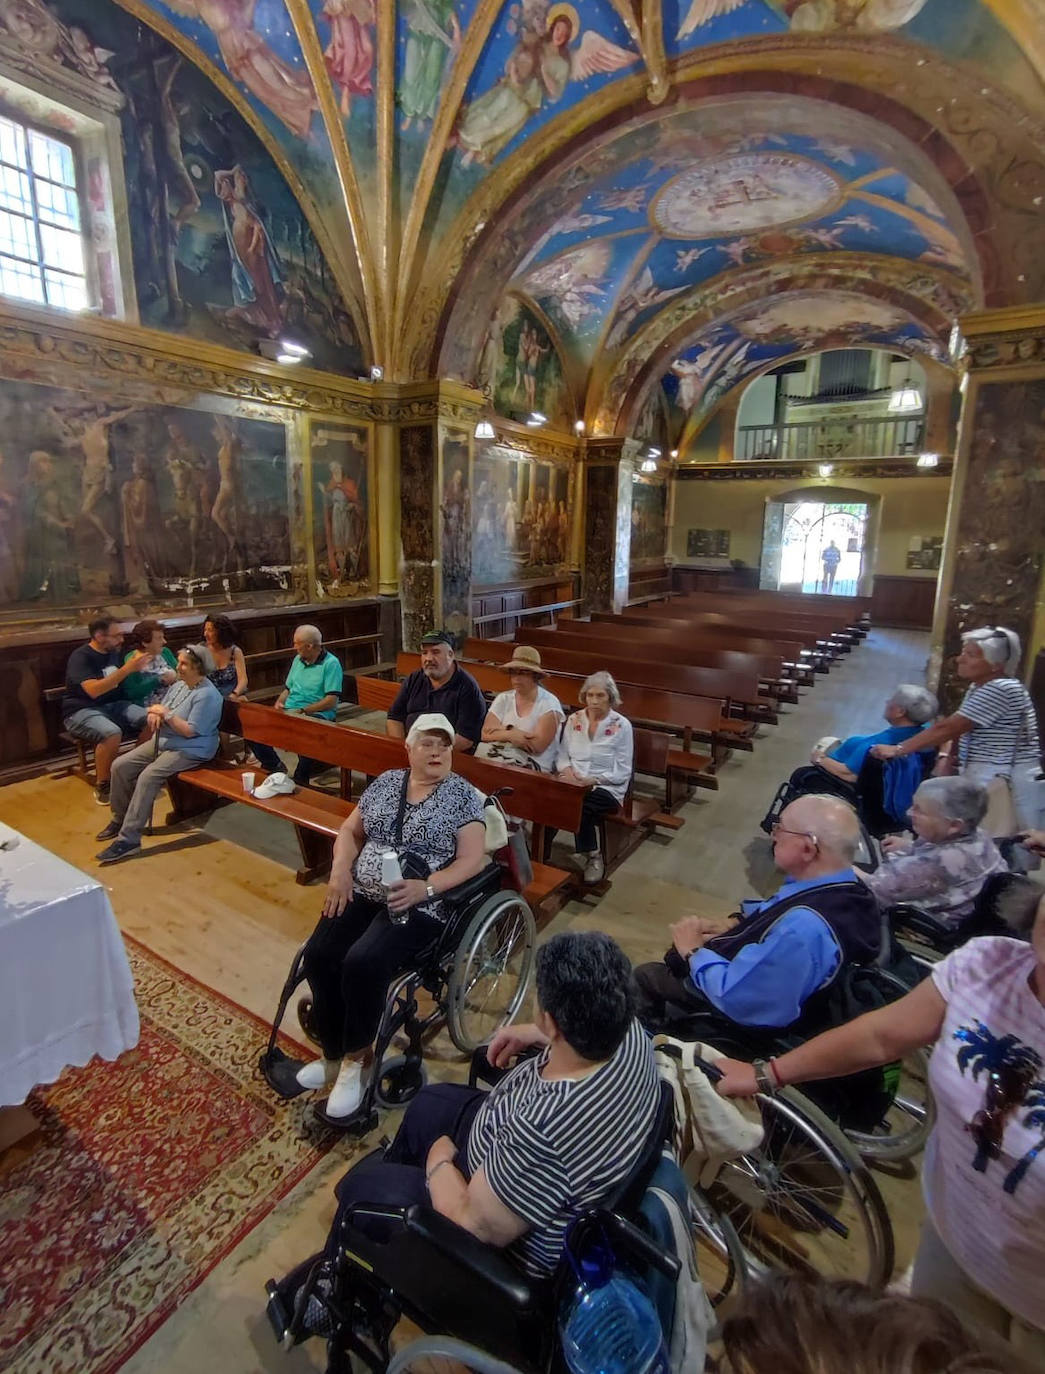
[95,643,223,864]
[250,625,344,787]
[387,631,486,753]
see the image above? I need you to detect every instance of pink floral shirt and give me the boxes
[556,708,633,803]
[925,937,1045,1329]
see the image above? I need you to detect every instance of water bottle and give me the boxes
[380,849,409,925]
[560,1248,669,1374]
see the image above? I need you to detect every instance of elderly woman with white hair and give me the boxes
[873,627,1042,832]
[812,682,938,784]
[861,777,1007,926]
[555,671,633,885]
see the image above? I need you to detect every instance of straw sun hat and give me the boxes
[502,645,546,677]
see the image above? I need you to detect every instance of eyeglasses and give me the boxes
[965,1061,1035,1162]
[770,822,819,848]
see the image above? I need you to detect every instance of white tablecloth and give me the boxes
[0,821,140,1107]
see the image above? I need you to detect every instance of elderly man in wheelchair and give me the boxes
[265,932,678,1373]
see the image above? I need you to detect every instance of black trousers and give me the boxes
[632,960,762,1053]
[249,740,320,787]
[302,894,442,1058]
[577,786,620,852]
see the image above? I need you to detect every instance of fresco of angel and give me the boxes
[605,267,687,349]
[162,0,318,140]
[679,0,928,39]
[670,342,732,410]
[322,0,375,117]
[455,3,637,167]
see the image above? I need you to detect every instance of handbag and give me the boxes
[981,684,1034,838]
[475,740,540,770]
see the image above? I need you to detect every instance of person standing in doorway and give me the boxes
[821,539,842,592]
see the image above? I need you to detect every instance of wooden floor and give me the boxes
[1,627,933,1373]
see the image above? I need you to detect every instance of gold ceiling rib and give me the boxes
[285,0,384,365]
[109,0,371,359]
[376,0,397,342]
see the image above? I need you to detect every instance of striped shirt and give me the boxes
[957,679,1040,770]
[465,1019,659,1275]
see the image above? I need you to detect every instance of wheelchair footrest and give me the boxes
[264,1279,292,1344]
[313,1100,380,1136]
[259,1047,310,1100]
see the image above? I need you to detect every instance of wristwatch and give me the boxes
[752,1059,777,1095]
[425,883,436,900]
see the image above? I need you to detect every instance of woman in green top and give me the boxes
[123,619,177,708]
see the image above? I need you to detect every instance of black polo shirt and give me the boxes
[388,664,487,747]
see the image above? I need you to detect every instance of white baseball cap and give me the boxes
[406,713,455,746]
[253,771,296,799]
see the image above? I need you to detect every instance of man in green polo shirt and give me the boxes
[250,624,343,786]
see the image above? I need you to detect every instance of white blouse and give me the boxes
[557,708,634,803]
[487,686,565,773]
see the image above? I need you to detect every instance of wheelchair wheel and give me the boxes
[296,994,322,1047]
[373,1055,428,1109]
[446,893,537,1054]
[844,1047,935,1162]
[690,1185,747,1307]
[705,1086,894,1288]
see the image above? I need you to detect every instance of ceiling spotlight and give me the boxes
[474,420,495,440]
[916,452,939,468]
[574,419,585,434]
[641,457,657,473]
[527,411,547,427]
[818,463,834,477]
[279,338,310,359]
[888,378,921,413]
[369,364,384,381]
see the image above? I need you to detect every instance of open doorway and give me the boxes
[774,500,868,595]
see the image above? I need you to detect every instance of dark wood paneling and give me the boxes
[870,576,938,628]
[671,567,760,594]
[471,575,579,641]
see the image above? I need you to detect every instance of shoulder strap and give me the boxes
[394,770,410,847]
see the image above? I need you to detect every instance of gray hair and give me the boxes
[888,683,938,725]
[962,626,1021,675]
[294,623,322,646]
[579,671,621,709]
[914,776,987,833]
[784,794,861,861]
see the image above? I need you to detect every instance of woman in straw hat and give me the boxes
[479,645,564,772]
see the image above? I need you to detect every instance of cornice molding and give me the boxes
[676,457,954,481]
[481,417,580,463]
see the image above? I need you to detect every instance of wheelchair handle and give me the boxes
[603,1210,681,1281]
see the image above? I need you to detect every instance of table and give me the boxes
[0,821,139,1113]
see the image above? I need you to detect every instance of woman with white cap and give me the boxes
[295,712,487,1118]
[479,645,564,772]
[873,627,1042,832]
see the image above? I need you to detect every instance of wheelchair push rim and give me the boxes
[447,893,537,1054]
[706,1086,894,1289]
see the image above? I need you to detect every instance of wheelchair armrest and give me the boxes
[441,864,503,907]
[889,903,956,946]
[404,1205,537,1314]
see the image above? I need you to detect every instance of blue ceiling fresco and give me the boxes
[511,112,967,367]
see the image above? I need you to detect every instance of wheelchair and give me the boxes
[264,1076,697,1374]
[761,751,935,844]
[890,862,1037,969]
[259,862,537,1134]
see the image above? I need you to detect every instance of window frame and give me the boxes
[0,104,92,314]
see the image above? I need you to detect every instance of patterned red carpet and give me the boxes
[0,937,333,1374]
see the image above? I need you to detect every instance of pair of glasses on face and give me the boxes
[966,1062,1035,1160]
[770,822,819,850]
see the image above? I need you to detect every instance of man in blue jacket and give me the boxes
[634,795,881,1039]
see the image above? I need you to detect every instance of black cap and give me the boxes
[420,630,454,647]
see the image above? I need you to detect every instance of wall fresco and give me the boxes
[439,429,472,640]
[0,376,291,611]
[472,443,571,586]
[479,296,571,428]
[310,421,371,596]
[629,477,667,566]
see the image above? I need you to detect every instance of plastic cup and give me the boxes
[242,771,256,794]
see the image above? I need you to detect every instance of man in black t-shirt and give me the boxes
[386,631,486,752]
[63,616,151,804]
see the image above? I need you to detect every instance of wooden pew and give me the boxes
[658,595,861,648]
[587,615,807,693]
[624,600,841,658]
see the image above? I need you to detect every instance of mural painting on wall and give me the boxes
[0,377,290,611]
[906,535,942,571]
[479,297,569,427]
[472,445,571,585]
[310,422,370,596]
[688,528,731,559]
[399,425,437,648]
[13,0,362,370]
[629,480,667,566]
[440,432,472,640]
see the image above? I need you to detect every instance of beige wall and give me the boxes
[671,475,952,577]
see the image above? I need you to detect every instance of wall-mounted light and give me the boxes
[280,339,310,359]
[526,412,547,427]
[670,449,679,459]
[647,447,662,458]
[369,364,385,381]
[818,463,834,477]
[276,351,303,365]
[258,337,311,364]
[916,452,939,468]
[888,378,921,413]
[640,457,657,473]
[574,419,585,434]
[474,420,495,440]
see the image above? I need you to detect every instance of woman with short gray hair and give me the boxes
[861,777,1007,925]
[873,626,1042,831]
[556,671,632,884]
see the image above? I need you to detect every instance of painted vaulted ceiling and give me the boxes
[7,0,1045,444]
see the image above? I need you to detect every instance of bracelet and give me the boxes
[768,1057,784,1090]
[752,1059,777,1095]
[425,1158,454,1186]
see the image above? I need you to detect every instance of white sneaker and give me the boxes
[582,854,605,884]
[325,1058,366,1118]
[295,1057,339,1090]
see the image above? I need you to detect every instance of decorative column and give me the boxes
[374,418,400,598]
[930,305,1045,708]
[581,437,635,614]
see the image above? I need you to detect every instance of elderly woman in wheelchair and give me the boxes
[266,932,663,1369]
[293,711,489,1118]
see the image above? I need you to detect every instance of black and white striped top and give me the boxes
[957,680,1041,769]
[465,1019,659,1275]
